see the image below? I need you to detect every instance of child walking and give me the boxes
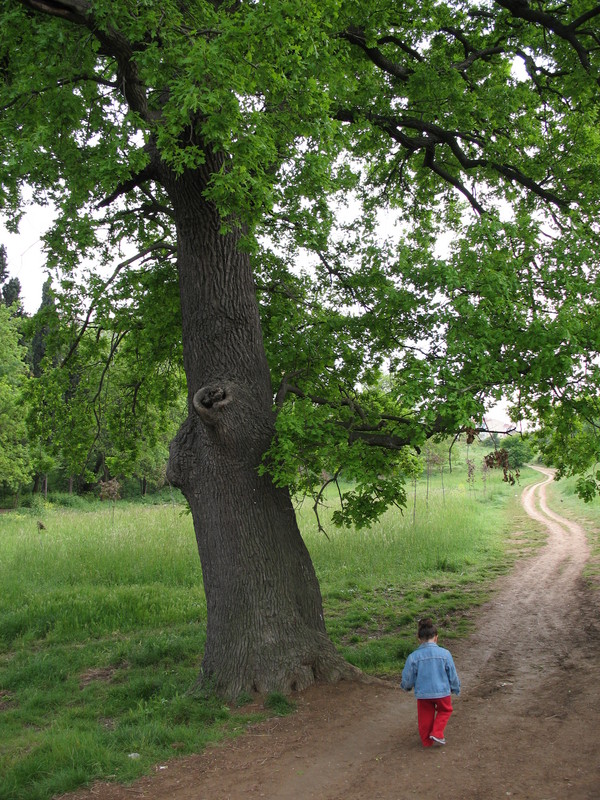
[401,618,461,747]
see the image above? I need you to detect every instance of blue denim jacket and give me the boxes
[401,642,461,699]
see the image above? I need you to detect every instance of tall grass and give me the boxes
[0,466,540,800]
[1,505,205,647]
[0,504,227,800]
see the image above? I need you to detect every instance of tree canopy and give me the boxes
[2,1,599,512]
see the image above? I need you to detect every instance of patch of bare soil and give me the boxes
[78,667,120,690]
[59,467,600,800]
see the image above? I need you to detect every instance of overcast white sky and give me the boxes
[1,204,55,315]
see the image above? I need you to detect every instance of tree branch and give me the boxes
[376,34,424,63]
[453,45,506,71]
[312,472,339,539]
[348,429,413,450]
[570,6,600,30]
[139,186,175,219]
[20,0,89,24]
[348,420,515,450]
[97,163,158,209]
[276,375,517,453]
[341,26,413,80]
[19,0,156,121]
[495,0,597,71]
[1,74,117,113]
[60,241,172,367]
[423,146,485,214]
[337,107,569,211]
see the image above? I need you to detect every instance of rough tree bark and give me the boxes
[163,158,355,698]
[13,0,357,701]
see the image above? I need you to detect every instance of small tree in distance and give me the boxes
[0,244,23,311]
[502,437,535,470]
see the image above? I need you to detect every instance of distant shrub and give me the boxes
[47,492,96,510]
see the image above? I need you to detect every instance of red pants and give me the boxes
[417,695,453,747]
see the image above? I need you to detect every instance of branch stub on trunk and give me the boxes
[192,383,233,427]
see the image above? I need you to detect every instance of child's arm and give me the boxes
[445,654,461,695]
[400,656,415,692]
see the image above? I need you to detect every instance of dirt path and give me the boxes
[62,467,600,800]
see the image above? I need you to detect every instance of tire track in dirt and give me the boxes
[462,465,590,698]
[60,467,600,800]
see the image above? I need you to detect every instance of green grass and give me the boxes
[0,466,542,800]
[299,465,543,670]
[0,505,255,800]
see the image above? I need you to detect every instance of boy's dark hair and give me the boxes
[418,618,437,640]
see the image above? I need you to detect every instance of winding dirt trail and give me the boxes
[62,467,600,800]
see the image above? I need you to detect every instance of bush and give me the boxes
[502,437,534,468]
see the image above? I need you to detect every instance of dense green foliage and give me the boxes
[0,302,31,493]
[534,404,600,501]
[26,292,185,490]
[502,435,534,469]
[0,269,186,502]
[1,1,599,515]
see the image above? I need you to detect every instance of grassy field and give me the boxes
[0,464,545,800]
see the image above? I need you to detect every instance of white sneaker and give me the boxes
[430,735,446,745]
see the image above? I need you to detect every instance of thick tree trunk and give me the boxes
[165,163,354,698]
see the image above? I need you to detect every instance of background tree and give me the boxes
[0,245,6,285]
[0,244,23,310]
[29,278,57,377]
[1,276,22,309]
[0,302,32,501]
[1,0,599,697]
[502,436,534,470]
[25,274,185,494]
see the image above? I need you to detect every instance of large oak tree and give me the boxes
[1,0,599,697]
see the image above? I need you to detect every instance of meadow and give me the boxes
[0,463,546,800]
